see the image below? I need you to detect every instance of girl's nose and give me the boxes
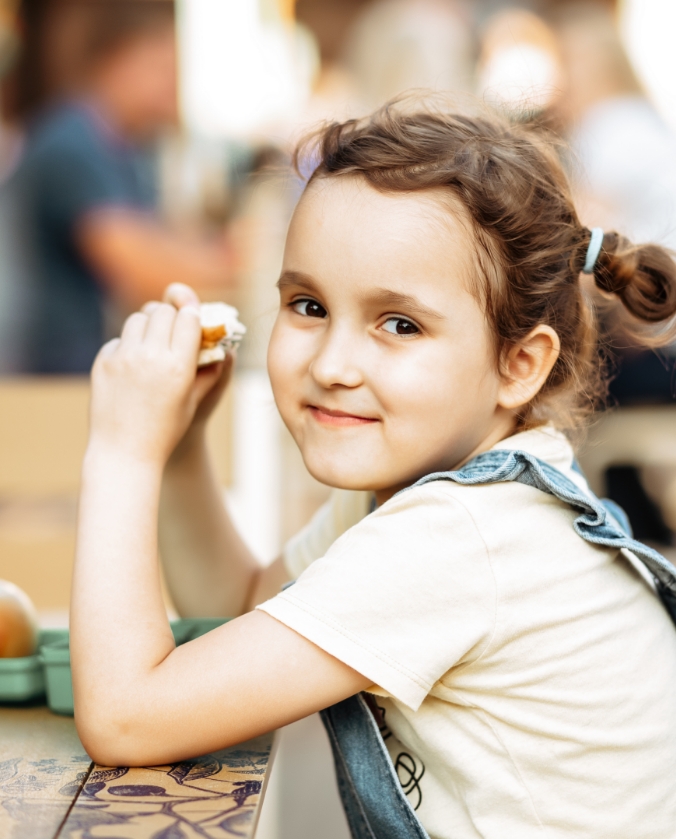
[309,328,364,389]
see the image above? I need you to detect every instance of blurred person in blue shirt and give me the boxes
[1,0,233,373]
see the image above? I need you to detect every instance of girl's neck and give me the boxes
[373,414,517,507]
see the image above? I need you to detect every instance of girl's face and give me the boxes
[268,176,515,504]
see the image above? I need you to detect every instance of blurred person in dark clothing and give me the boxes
[549,2,676,547]
[1,0,233,373]
[552,1,676,406]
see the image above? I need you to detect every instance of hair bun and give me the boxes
[592,230,676,330]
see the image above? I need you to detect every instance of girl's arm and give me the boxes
[154,284,288,618]
[158,419,289,618]
[71,301,368,767]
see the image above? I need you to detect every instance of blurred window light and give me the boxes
[621,0,676,132]
[343,0,474,111]
[480,44,559,112]
[478,9,561,114]
[178,0,316,139]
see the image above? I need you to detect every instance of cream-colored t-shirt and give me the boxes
[258,427,676,839]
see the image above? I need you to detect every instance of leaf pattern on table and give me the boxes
[29,758,70,775]
[212,748,271,776]
[0,753,95,839]
[229,780,262,808]
[58,780,86,798]
[168,754,221,785]
[152,823,189,839]
[108,784,169,797]
[88,766,128,784]
[0,774,49,794]
[0,759,19,785]
[218,808,255,837]
[80,781,106,798]
[62,742,272,837]
[59,768,91,797]
[62,804,133,829]
[4,733,273,839]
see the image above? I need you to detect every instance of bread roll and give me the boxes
[198,303,246,367]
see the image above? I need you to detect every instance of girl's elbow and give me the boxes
[75,701,149,767]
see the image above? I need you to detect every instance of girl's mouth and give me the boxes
[308,406,378,427]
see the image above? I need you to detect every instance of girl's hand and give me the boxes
[163,284,234,426]
[89,299,220,466]
[161,284,235,459]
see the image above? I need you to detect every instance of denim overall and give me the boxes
[319,448,676,839]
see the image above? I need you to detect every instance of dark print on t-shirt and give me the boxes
[377,703,426,811]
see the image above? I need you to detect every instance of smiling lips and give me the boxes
[308,406,378,427]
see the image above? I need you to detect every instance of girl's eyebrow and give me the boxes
[276,271,444,321]
[366,288,445,321]
[276,270,317,292]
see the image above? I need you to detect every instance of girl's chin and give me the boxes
[302,458,381,492]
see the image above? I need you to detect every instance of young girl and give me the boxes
[72,102,676,839]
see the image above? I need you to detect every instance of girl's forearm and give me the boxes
[71,444,368,767]
[71,446,175,721]
[160,436,261,618]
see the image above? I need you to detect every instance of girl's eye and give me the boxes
[381,317,420,336]
[291,299,327,319]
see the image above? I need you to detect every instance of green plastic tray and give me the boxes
[39,632,72,715]
[39,618,230,716]
[0,628,65,703]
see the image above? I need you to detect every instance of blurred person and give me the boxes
[0,0,23,371]
[477,8,562,117]
[1,0,234,374]
[0,0,20,178]
[554,2,676,254]
[343,0,474,111]
[553,1,676,405]
[552,2,676,544]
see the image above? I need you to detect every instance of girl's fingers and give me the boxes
[94,338,121,367]
[144,303,178,347]
[99,337,121,356]
[120,312,149,346]
[171,304,202,357]
[163,283,201,310]
[141,301,162,315]
[192,360,225,402]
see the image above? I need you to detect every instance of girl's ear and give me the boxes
[497,325,560,411]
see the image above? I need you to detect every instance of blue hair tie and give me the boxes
[582,227,604,274]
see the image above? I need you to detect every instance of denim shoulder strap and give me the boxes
[406,449,676,627]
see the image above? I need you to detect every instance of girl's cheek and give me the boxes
[267,323,289,399]
[268,323,307,406]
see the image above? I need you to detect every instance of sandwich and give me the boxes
[198,302,246,366]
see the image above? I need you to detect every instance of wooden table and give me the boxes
[0,704,275,839]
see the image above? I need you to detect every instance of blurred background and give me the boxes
[0,1,675,837]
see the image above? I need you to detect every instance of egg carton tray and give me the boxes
[0,618,229,715]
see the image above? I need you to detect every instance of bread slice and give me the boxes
[198,302,246,367]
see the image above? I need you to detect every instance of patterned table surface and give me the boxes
[0,704,275,839]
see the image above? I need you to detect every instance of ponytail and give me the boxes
[582,228,676,345]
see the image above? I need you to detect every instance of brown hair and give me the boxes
[294,100,676,431]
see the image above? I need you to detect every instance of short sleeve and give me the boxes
[261,484,496,710]
[282,489,373,578]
